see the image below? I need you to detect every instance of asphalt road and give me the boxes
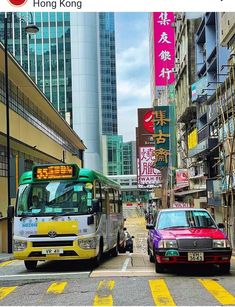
[0,209,234,306]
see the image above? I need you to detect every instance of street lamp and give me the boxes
[4,12,39,253]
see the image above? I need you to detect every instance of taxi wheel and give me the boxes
[24,260,37,271]
[219,263,230,274]
[154,251,164,273]
[155,260,164,273]
[148,244,154,263]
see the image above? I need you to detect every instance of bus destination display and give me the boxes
[34,165,76,180]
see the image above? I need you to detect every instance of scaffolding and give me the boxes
[216,64,235,246]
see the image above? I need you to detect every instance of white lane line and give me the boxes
[0,271,90,279]
[121,257,130,272]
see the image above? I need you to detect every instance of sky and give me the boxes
[115,13,151,142]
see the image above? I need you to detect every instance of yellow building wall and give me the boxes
[0,103,82,167]
[0,178,7,217]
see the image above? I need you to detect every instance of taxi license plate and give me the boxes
[188,252,204,261]
[42,249,63,255]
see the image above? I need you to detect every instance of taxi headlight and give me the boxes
[78,237,97,249]
[158,240,178,249]
[213,239,231,248]
[13,240,27,251]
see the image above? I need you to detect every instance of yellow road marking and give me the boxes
[149,279,176,306]
[47,282,67,294]
[93,280,115,306]
[198,279,235,305]
[0,287,17,300]
[0,261,14,267]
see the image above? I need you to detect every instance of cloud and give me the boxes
[116,37,151,141]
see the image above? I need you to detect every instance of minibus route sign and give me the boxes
[33,164,77,181]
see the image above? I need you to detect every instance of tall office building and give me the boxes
[0,12,118,171]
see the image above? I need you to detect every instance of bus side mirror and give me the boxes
[7,205,14,219]
[92,199,101,213]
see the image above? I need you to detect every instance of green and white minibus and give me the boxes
[8,164,126,270]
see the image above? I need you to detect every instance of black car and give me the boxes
[124,228,134,253]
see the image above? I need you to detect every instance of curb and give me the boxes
[0,256,14,264]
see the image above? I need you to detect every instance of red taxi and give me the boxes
[147,208,232,274]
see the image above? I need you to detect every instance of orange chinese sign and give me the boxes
[33,165,77,180]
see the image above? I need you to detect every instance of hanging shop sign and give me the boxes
[137,146,162,188]
[153,106,171,168]
[153,12,175,86]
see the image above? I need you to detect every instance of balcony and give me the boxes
[188,137,218,157]
[198,126,209,143]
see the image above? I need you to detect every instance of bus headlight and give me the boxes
[213,239,231,248]
[13,240,27,251]
[78,237,97,249]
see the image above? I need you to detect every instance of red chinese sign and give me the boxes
[153,12,175,86]
[176,169,189,186]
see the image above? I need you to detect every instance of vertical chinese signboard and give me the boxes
[136,108,161,188]
[153,12,175,87]
[153,106,171,168]
[138,147,161,187]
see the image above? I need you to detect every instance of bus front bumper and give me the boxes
[14,241,98,261]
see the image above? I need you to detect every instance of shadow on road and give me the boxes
[35,251,115,273]
[161,264,230,277]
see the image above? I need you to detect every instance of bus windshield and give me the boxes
[16,181,93,217]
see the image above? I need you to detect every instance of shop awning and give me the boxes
[174,189,206,196]
[174,184,189,191]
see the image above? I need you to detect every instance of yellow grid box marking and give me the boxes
[198,279,235,305]
[47,282,68,294]
[0,287,17,301]
[93,280,115,306]
[149,279,176,306]
[0,261,14,267]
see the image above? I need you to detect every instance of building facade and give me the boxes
[0,12,118,172]
[0,44,85,251]
[122,141,136,175]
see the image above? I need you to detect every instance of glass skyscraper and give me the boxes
[0,12,118,171]
[99,13,117,135]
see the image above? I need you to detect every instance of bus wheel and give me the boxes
[110,244,118,257]
[92,240,103,268]
[110,236,119,257]
[24,260,37,271]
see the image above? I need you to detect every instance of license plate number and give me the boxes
[188,252,204,261]
[42,249,63,255]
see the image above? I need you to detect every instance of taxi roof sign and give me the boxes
[33,164,79,181]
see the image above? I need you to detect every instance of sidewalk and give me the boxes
[0,253,14,263]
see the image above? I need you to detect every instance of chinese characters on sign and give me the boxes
[153,12,175,86]
[138,147,161,188]
[153,106,171,168]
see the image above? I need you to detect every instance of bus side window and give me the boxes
[114,190,119,213]
[118,193,122,214]
[109,188,115,213]
[95,180,103,212]
[101,187,107,213]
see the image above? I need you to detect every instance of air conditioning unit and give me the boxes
[176,13,183,21]
[175,58,180,64]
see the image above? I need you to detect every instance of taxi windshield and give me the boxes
[16,181,93,216]
[157,210,216,230]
